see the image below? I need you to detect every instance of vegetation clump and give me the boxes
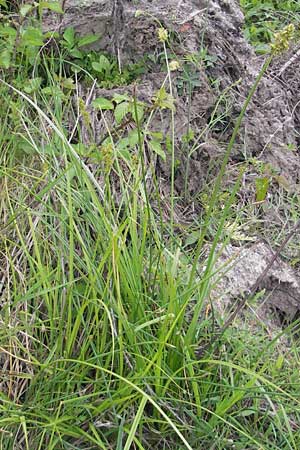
[240,0,300,52]
[0,1,300,449]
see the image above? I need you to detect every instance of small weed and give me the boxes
[240,0,300,53]
[0,4,146,96]
[59,27,146,87]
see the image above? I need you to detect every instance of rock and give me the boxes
[212,242,300,321]
[43,0,300,191]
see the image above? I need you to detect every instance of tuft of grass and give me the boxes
[0,3,300,450]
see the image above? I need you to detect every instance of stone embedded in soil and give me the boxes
[212,242,300,321]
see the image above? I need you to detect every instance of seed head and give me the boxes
[169,60,180,71]
[271,23,295,54]
[157,27,168,43]
[135,9,144,18]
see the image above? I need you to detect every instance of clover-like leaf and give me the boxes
[23,77,42,94]
[114,101,130,123]
[20,3,34,17]
[78,33,100,47]
[113,93,130,104]
[148,139,166,161]
[22,27,44,47]
[92,97,114,110]
[40,1,63,13]
[63,27,75,46]
[0,49,11,69]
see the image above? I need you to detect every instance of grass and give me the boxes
[0,3,300,450]
[240,0,300,53]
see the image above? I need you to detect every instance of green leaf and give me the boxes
[114,101,130,124]
[127,130,139,147]
[0,0,8,8]
[44,31,59,40]
[22,28,44,47]
[92,97,114,110]
[117,148,131,161]
[254,43,270,54]
[40,1,63,13]
[73,143,87,156]
[153,86,176,111]
[0,49,11,69]
[117,130,140,150]
[92,54,110,72]
[182,129,195,143]
[113,93,130,104]
[23,46,40,66]
[16,138,35,155]
[20,3,34,17]
[149,139,166,161]
[275,354,284,370]
[255,176,269,202]
[23,77,42,93]
[60,77,76,90]
[149,131,163,140]
[165,135,172,154]
[185,231,200,246]
[124,397,147,450]
[239,409,256,417]
[77,34,100,47]
[63,27,75,46]
[91,62,103,73]
[42,86,53,95]
[41,86,64,98]
[117,137,130,150]
[69,48,83,59]
[132,103,144,123]
[71,65,83,74]
[0,26,17,38]
[43,144,59,155]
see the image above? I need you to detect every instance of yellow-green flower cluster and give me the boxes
[169,60,180,71]
[101,143,114,173]
[135,9,144,18]
[157,27,168,43]
[78,98,91,128]
[271,24,295,54]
